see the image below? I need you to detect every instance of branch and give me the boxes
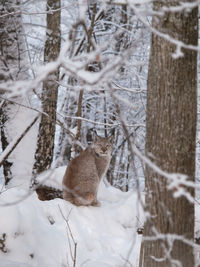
[0,96,76,139]
[0,115,40,167]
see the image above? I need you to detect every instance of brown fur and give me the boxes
[62,133,113,206]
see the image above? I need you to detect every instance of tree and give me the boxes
[32,0,61,180]
[0,0,28,184]
[143,1,198,267]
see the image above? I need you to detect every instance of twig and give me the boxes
[0,96,76,139]
[0,115,40,167]
[120,254,133,267]
[58,205,77,267]
[0,233,8,253]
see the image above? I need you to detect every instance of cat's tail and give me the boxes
[72,192,96,206]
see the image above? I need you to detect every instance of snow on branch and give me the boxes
[131,2,200,56]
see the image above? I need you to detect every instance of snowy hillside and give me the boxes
[0,167,144,267]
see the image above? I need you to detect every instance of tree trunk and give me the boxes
[32,0,61,183]
[143,1,198,267]
[0,103,12,184]
[0,0,28,184]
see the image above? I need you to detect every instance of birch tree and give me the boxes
[143,1,198,266]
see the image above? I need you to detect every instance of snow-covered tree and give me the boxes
[0,0,30,185]
[32,0,61,188]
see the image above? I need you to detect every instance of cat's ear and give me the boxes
[108,134,114,144]
[108,128,115,143]
[93,130,100,141]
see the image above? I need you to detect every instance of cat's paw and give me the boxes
[91,200,101,207]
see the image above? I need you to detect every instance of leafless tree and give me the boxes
[143,1,198,266]
[32,0,61,191]
[0,0,28,184]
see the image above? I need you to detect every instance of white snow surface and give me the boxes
[0,167,144,267]
[4,97,39,190]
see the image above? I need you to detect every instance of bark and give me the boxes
[0,0,26,82]
[32,0,61,181]
[143,1,198,267]
[0,103,12,184]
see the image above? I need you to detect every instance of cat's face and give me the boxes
[93,133,114,157]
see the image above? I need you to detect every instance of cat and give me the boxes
[62,132,114,206]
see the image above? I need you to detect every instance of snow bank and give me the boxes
[0,167,144,267]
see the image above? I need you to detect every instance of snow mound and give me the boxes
[36,166,65,190]
[0,167,144,267]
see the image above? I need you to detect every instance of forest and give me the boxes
[0,0,200,266]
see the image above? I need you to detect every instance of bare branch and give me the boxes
[0,115,40,167]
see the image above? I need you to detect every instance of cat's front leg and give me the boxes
[91,198,101,207]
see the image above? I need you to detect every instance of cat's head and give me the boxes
[92,132,114,157]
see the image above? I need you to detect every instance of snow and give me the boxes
[5,98,39,190]
[0,167,144,267]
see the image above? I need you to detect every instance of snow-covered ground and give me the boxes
[0,167,144,267]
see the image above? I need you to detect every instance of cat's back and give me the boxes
[69,146,95,168]
[63,146,96,183]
